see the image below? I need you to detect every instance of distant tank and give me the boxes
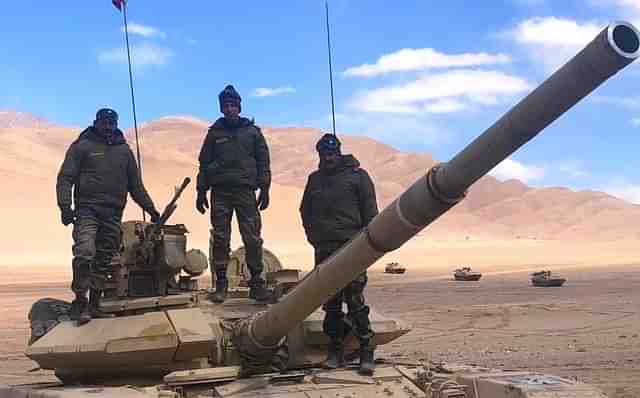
[385,261,406,274]
[3,20,639,398]
[531,270,567,287]
[454,266,482,281]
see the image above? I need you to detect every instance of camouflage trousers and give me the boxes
[71,206,122,302]
[210,189,263,280]
[315,241,374,346]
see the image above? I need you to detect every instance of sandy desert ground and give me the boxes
[1,262,639,398]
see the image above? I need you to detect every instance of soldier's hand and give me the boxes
[60,207,75,226]
[148,208,161,223]
[257,187,270,211]
[196,191,209,214]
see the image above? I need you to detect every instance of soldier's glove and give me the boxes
[196,190,209,214]
[148,208,161,223]
[257,186,270,211]
[60,206,75,226]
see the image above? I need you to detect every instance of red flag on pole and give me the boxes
[112,0,125,11]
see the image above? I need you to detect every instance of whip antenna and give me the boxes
[113,0,145,221]
[325,1,337,137]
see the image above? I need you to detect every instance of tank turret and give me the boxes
[4,20,639,398]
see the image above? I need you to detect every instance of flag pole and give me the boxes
[119,0,146,221]
[325,1,337,137]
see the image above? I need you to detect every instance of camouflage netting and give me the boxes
[28,298,72,345]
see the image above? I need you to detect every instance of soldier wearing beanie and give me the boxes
[56,108,160,325]
[300,133,378,375]
[196,85,272,303]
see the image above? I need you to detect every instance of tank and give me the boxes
[453,267,482,281]
[531,270,567,287]
[2,20,639,398]
[385,262,406,274]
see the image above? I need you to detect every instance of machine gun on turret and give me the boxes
[136,177,192,265]
[99,176,208,298]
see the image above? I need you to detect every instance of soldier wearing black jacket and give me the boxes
[196,85,271,303]
[56,108,160,325]
[300,133,378,375]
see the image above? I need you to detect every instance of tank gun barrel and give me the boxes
[245,22,640,349]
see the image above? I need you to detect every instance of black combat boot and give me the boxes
[358,342,375,376]
[89,289,114,319]
[71,293,91,326]
[77,299,91,326]
[210,278,228,303]
[325,339,344,369]
[248,276,271,302]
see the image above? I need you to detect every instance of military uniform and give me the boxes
[196,86,271,302]
[300,134,378,374]
[57,109,158,324]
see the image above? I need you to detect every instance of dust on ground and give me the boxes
[1,265,639,397]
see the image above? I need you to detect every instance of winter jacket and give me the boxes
[300,154,378,245]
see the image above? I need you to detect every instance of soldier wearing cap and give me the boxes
[56,108,160,325]
[300,133,378,375]
[196,85,272,302]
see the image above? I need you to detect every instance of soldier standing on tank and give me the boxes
[196,85,271,303]
[299,133,378,375]
[56,108,160,326]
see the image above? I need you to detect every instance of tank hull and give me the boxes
[532,278,566,287]
[0,366,608,398]
[454,273,482,281]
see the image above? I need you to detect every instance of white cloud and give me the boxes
[489,158,545,183]
[511,17,602,47]
[344,48,511,77]
[349,69,531,114]
[123,22,167,39]
[424,99,466,114]
[303,111,453,149]
[252,87,296,97]
[603,181,640,204]
[632,117,640,125]
[98,43,174,67]
[504,17,604,71]
[590,0,640,13]
[557,160,590,178]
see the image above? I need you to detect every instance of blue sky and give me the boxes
[2,1,640,202]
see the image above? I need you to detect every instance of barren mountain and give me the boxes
[1,112,639,268]
[0,110,57,129]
